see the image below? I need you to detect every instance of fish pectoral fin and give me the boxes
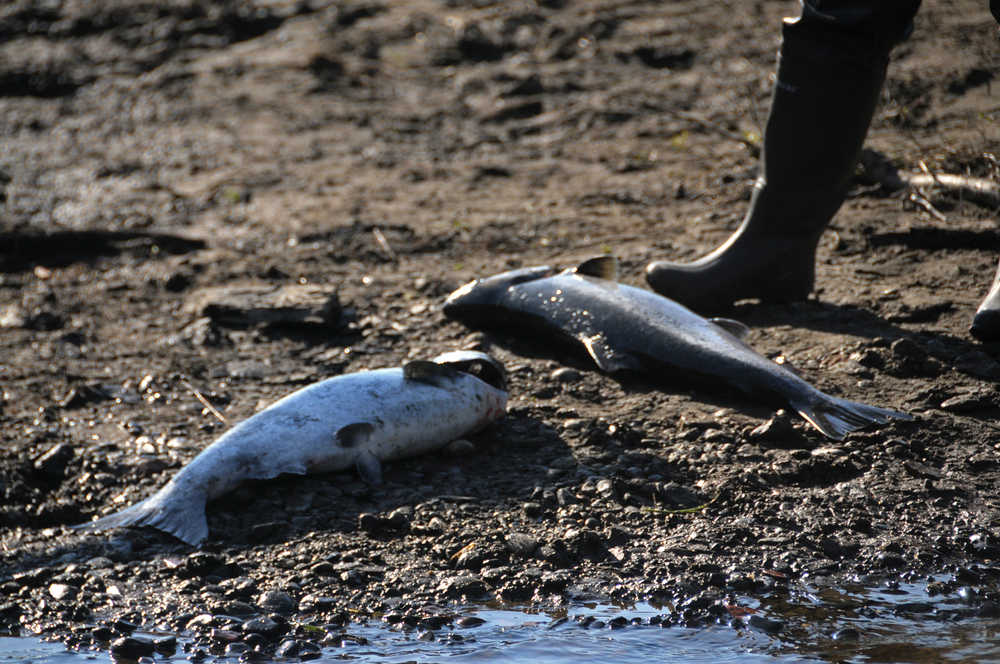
[709,317,751,340]
[356,450,383,485]
[574,255,619,281]
[581,334,641,373]
[337,422,376,448]
[403,360,458,386]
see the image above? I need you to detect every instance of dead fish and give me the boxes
[443,256,909,440]
[74,351,508,546]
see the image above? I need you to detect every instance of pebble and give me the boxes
[153,635,177,654]
[242,616,283,637]
[456,616,486,628]
[556,487,578,506]
[439,575,487,599]
[275,639,301,657]
[747,614,784,634]
[258,590,296,615]
[505,533,539,557]
[551,368,582,383]
[110,636,155,660]
[48,583,78,601]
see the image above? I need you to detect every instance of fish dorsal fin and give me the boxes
[403,360,457,385]
[337,422,375,448]
[574,255,619,281]
[581,333,641,373]
[710,317,751,340]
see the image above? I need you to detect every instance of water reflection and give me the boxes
[3,577,1000,663]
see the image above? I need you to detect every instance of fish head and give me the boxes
[443,265,555,324]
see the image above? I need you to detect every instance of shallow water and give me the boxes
[3,577,1000,663]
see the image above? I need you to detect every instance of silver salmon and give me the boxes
[75,351,508,546]
[443,256,909,440]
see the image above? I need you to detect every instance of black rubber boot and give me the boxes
[971,259,1000,342]
[646,25,889,313]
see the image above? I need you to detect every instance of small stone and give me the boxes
[748,413,808,448]
[556,487,577,506]
[596,479,615,497]
[110,636,155,660]
[439,575,487,599]
[505,533,539,557]
[522,502,542,518]
[386,507,411,529]
[551,368,581,383]
[275,639,301,658]
[153,635,177,654]
[747,615,784,634]
[257,590,296,615]
[358,513,385,533]
[48,583,78,601]
[456,616,486,628]
[242,616,283,637]
[91,626,114,642]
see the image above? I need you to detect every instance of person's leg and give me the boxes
[972,4,1000,341]
[646,1,920,313]
[971,262,1000,341]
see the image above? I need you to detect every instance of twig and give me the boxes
[907,189,948,222]
[372,227,397,261]
[860,149,1000,209]
[182,380,229,426]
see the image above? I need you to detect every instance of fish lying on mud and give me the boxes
[75,351,508,546]
[443,256,910,440]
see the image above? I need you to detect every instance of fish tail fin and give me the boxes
[791,393,912,441]
[72,488,208,547]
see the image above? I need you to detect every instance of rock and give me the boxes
[596,479,615,497]
[439,575,487,599]
[522,502,542,518]
[358,513,385,533]
[110,636,155,660]
[257,590,296,615]
[747,614,784,634]
[556,487,578,506]
[386,507,411,530]
[456,616,485,628]
[242,616,284,638]
[275,639,301,658]
[176,553,227,579]
[186,284,341,328]
[505,533,539,557]
[48,583,78,601]
[153,635,177,654]
[551,367,582,383]
[747,412,808,448]
[91,626,114,641]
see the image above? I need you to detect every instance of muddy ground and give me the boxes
[1,0,999,656]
